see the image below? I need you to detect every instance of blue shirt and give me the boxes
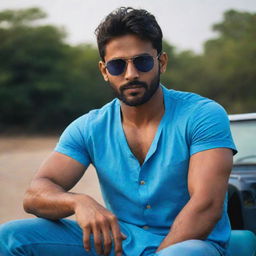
[55,85,237,256]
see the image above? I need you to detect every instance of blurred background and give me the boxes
[0,0,256,224]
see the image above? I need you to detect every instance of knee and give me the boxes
[0,219,31,255]
[156,240,219,256]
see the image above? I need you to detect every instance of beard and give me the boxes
[108,70,160,107]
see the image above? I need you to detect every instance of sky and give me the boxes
[1,0,256,53]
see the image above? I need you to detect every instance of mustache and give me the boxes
[120,81,147,92]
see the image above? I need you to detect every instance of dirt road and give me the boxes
[0,136,103,224]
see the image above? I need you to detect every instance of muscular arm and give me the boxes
[23,151,87,219]
[23,152,125,255]
[156,148,233,252]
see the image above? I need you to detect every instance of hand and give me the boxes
[74,194,126,256]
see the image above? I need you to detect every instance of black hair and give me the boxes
[95,7,163,60]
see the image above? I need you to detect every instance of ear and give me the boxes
[159,52,168,74]
[99,61,109,82]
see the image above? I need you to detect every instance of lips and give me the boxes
[124,87,145,95]
[120,81,147,92]
[125,85,144,90]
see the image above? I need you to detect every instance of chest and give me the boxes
[91,117,190,188]
[123,124,159,165]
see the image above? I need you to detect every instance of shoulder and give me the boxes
[162,87,236,155]
[58,98,117,144]
[71,98,118,130]
[164,86,214,107]
[56,98,117,149]
[163,86,226,119]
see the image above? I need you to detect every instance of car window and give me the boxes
[230,120,256,164]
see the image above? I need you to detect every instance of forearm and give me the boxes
[157,198,222,251]
[23,177,82,219]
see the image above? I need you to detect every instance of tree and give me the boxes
[163,9,256,114]
[1,7,255,132]
[202,10,256,113]
[0,7,112,132]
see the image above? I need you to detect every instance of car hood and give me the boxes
[231,165,256,183]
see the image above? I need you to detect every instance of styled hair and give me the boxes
[95,7,163,60]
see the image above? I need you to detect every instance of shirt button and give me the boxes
[146,204,151,209]
[140,180,146,185]
[143,225,149,230]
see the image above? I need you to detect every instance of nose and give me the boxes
[124,60,139,81]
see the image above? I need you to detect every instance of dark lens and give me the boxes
[106,59,126,76]
[133,55,154,72]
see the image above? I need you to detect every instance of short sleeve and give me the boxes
[189,101,237,156]
[54,115,91,166]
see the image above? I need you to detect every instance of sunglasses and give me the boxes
[105,53,161,76]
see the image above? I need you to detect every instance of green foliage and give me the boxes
[0,7,46,27]
[202,10,256,112]
[0,7,255,132]
[0,8,112,132]
[162,9,256,114]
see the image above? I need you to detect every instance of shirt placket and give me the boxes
[138,158,156,230]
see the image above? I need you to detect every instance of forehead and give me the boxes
[104,34,156,60]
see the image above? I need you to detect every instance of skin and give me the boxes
[23,153,126,256]
[101,35,233,252]
[23,35,167,256]
[23,34,233,255]
[99,35,168,164]
[156,148,233,252]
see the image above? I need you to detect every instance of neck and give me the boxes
[120,86,165,127]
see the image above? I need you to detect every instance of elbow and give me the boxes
[23,188,33,213]
[23,187,38,214]
[23,177,50,214]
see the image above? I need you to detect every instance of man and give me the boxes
[0,7,236,256]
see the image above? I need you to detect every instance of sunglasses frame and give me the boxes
[105,53,162,76]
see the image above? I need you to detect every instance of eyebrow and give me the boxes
[107,52,152,61]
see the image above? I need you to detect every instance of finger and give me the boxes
[101,222,113,256]
[82,226,92,252]
[121,232,127,240]
[109,216,123,255]
[92,223,104,255]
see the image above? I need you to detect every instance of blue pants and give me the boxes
[0,218,222,256]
